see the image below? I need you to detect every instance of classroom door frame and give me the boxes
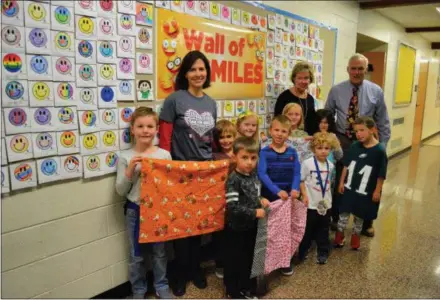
[411,59,429,146]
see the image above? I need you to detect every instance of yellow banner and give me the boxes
[157,9,266,100]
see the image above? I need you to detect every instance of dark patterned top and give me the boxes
[225,170,262,231]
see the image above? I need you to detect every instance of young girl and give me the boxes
[116,107,172,299]
[315,109,343,162]
[334,117,388,250]
[212,119,236,279]
[236,110,259,143]
[282,103,309,139]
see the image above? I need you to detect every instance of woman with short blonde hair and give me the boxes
[274,61,318,135]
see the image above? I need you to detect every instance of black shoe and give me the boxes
[172,279,186,297]
[316,254,328,265]
[240,290,258,299]
[192,271,207,289]
[361,227,375,237]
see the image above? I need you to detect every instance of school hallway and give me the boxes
[179,135,440,299]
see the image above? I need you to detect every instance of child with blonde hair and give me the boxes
[282,103,310,139]
[236,111,259,143]
[116,107,172,299]
[298,132,337,265]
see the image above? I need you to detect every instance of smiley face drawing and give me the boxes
[57,83,73,100]
[55,57,72,75]
[40,158,57,176]
[82,110,96,127]
[119,58,132,73]
[122,128,131,143]
[102,130,116,147]
[100,64,114,80]
[35,132,53,150]
[119,37,132,52]
[138,54,150,69]
[199,1,208,13]
[10,135,29,153]
[120,107,133,123]
[60,131,76,148]
[79,64,94,81]
[58,107,74,124]
[166,55,181,73]
[137,27,150,44]
[8,108,27,126]
[100,86,114,102]
[32,82,50,101]
[3,53,23,73]
[79,88,94,104]
[99,18,113,35]
[99,0,113,11]
[29,28,47,48]
[99,41,113,58]
[78,0,93,9]
[54,32,71,50]
[64,155,79,173]
[119,81,131,95]
[30,55,49,74]
[14,163,33,182]
[2,26,21,47]
[2,0,19,18]
[102,109,115,125]
[34,108,51,125]
[78,16,94,35]
[28,2,46,21]
[78,40,93,58]
[83,133,98,150]
[5,81,24,100]
[86,155,100,171]
[120,14,133,30]
[54,6,71,24]
[105,151,118,168]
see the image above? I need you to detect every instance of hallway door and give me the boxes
[412,61,429,146]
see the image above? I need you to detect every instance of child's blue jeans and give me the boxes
[126,203,169,297]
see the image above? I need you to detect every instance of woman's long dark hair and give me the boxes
[316,109,336,133]
[175,50,211,91]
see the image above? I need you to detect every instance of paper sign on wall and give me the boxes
[136,79,154,101]
[1,53,28,79]
[97,0,117,17]
[75,15,97,40]
[118,0,136,15]
[117,58,135,79]
[99,108,119,130]
[100,130,119,152]
[52,56,76,81]
[24,1,51,28]
[97,63,117,85]
[82,154,102,178]
[136,26,153,49]
[74,0,97,17]
[37,156,62,184]
[27,54,52,80]
[117,36,135,58]
[118,13,136,36]
[29,81,54,107]
[119,107,135,128]
[25,27,51,55]
[97,40,117,63]
[1,166,10,194]
[32,131,58,158]
[97,17,118,41]
[54,82,76,107]
[56,130,80,155]
[9,160,37,191]
[1,0,24,26]
[78,87,98,110]
[80,132,102,155]
[6,133,34,162]
[98,86,117,108]
[56,106,78,131]
[51,30,75,56]
[4,107,31,135]
[51,5,75,32]
[117,80,135,101]
[31,107,56,132]
[76,40,97,64]
[79,110,100,134]
[59,154,83,179]
[1,25,26,52]
[136,52,153,74]
[2,80,29,107]
[76,64,97,87]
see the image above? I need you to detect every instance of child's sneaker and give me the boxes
[351,233,360,250]
[333,231,345,248]
[316,254,328,265]
[156,288,173,299]
[240,291,258,299]
[280,265,294,276]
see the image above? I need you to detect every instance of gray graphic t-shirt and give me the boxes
[160,90,217,161]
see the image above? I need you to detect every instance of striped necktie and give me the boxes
[345,86,359,139]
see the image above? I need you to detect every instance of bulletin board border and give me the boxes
[393,41,417,108]
[242,0,338,86]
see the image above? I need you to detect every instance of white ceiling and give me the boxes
[374,3,440,42]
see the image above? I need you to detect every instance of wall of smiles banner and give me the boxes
[0,0,334,194]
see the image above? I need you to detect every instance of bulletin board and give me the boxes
[394,42,416,107]
[0,0,337,194]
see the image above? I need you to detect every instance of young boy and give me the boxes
[257,115,302,275]
[298,132,337,264]
[334,117,388,250]
[224,137,269,299]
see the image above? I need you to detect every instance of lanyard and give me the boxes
[313,157,329,199]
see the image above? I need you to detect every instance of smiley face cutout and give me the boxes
[59,131,76,148]
[83,133,98,150]
[10,135,30,153]
[32,81,51,101]
[77,16,96,38]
